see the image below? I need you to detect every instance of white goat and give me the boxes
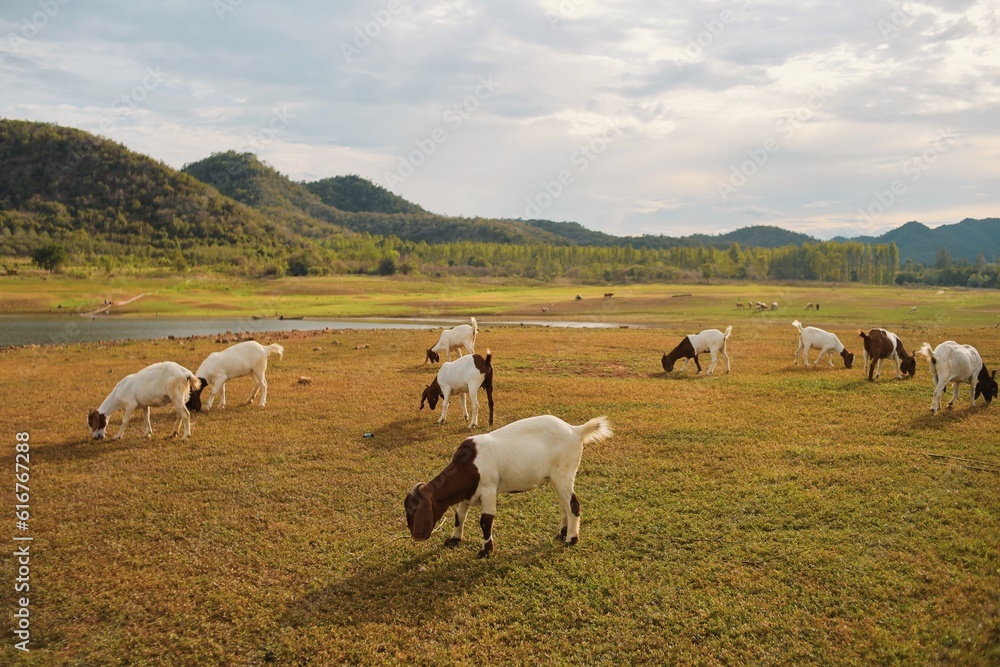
[190,340,284,410]
[88,361,200,440]
[661,326,732,375]
[918,341,998,413]
[792,320,855,368]
[420,350,494,428]
[405,414,612,558]
[426,317,478,363]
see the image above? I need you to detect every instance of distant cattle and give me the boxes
[604,293,614,299]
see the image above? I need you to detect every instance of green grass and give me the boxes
[0,285,998,664]
[3,271,999,328]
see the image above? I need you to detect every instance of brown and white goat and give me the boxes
[792,320,854,369]
[858,328,916,381]
[404,415,612,558]
[425,317,477,363]
[662,326,732,375]
[420,350,494,428]
[88,361,200,440]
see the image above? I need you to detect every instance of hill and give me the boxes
[836,218,1000,264]
[182,152,566,246]
[305,175,426,215]
[0,120,291,266]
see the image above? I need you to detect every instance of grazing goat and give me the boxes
[792,320,854,368]
[188,340,284,411]
[405,414,612,558]
[736,301,745,310]
[858,328,916,381]
[662,326,732,375]
[425,317,477,363]
[918,341,998,413]
[770,301,778,311]
[420,350,494,428]
[604,292,614,299]
[88,362,200,440]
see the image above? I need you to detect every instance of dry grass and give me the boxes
[1,314,999,664]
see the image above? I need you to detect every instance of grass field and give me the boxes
[1,283,999,665]
[3,271,1000,327]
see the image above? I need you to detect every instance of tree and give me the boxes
[31,243,67,272]
[935,246,953,270]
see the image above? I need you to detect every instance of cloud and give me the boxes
[1,0,996,238]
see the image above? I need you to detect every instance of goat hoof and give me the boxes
[477,549,492,559]
[444,538,461,548]
[566,536,579,546]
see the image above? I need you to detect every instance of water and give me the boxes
[0,316,632,347]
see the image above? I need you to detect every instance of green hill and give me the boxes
[305,175,427,214]
[183,152,566,246]
[0,120,291,266]
[837,219,1000,264]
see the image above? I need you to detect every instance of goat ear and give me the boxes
[412,487,435,540]
[419,386,429,410]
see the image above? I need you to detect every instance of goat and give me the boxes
[736,302,745,310]
[88,361,200,440]
[425,317,477,363]
[188,340,284,411]
[858,328,916,381]
[918,341,998,413]
[662,326,732,375]
[420,350,494,428]
[770,301,778,311]
[754,301,768,312]
[792,320,854,368]
[404,414,611,558]
[604,292,614,299]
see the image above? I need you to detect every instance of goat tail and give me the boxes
[471,317,478,337]
[723,325,732,339]
[187,373,202,392]
[858,329,867,340]
[267,343,285,360]
[918,342,938,385]
[576,416,612,447]
[484,347,492,367]
[792,319,803,332]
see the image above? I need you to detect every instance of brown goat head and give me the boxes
[420,378,443,411]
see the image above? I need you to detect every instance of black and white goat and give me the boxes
[918,341,998,413]
[88,361,200,440]
[420,350,494,428]
[404,414,612,558]
[661,326,732,375]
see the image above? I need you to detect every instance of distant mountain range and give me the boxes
[1,119,997,264]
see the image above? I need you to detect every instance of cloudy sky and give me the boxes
[2,0,998,239]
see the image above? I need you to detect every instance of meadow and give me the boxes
[0,281,998,665]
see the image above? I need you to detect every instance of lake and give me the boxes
[0,316,632,347]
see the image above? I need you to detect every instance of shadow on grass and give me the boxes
[37,435,142,464]
[280,536,566,630]
[908,404,991,430]
[367,416,432,450]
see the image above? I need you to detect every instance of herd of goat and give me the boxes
[85,314,998,558]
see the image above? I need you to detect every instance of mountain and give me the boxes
[836,218,1000,264]
[182,152,566,246]
[305,175,426,215]
[3,119,995,270]
[0,120,290,263]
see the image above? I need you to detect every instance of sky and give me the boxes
[2,0,998,240]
